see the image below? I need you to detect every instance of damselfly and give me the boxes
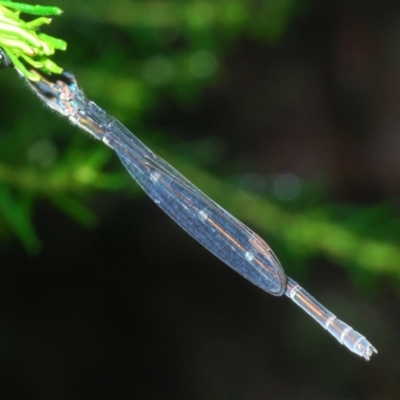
[1,49,377,359]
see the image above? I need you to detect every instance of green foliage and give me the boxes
[0,0,398,289]
[0,0,65,79]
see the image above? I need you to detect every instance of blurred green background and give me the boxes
[0,0,399,398]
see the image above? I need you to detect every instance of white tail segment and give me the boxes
[285,278,377,360]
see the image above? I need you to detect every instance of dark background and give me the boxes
[0,0,399,399]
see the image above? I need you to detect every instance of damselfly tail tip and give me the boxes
[363,345,378,361]
[346,334,378,361]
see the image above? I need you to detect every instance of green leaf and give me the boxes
[0,1,62,16]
